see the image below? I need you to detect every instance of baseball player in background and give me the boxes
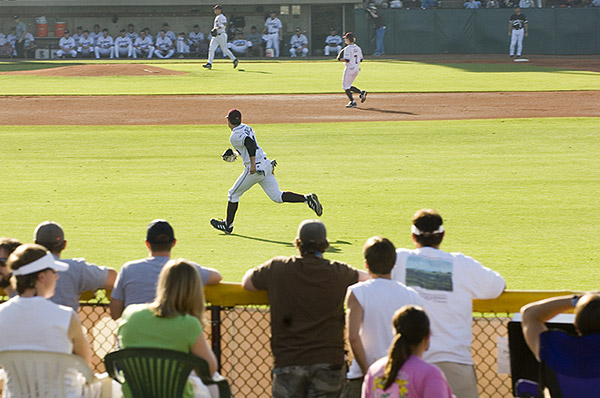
[210,109,323,234]
[94,28,114,59]
[89,24,102,46]
[56,29,77,58]
[176,32,191,58]
[72,26,83,43]
[162,22,177,43]
[228,32,253,57]
[114,28,134,58]
[262,10,283,57]
[203,4,239,70]
[126,24,138,42]
[338,32,367,108]
[133,30,154,59]
[324,28,343,56]
[77,30,94,58]
[154,29,175,59]
[189,24,205,55]
[508,7,528,58]
[289,27,309,57]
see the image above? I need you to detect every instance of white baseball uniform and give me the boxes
[342,43,363,90]
[228,123,282,204]
[77,35,94,56]
[114,36,133,58]
[126,31,139,42]
[94,34,114,58]
[228,38,252,55]
[324,34,343,56]
[289,34,309,57]
[189,31,205,46]
[207,13,236,64]
[176,36,191,54]
[134,36,154,59]
[264,17,282,57]
[154,36,174,58]
[57,36,77,58]
[89,31,102,45]
[165,30,177,43]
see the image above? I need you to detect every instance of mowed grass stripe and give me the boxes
[1,118,598,289]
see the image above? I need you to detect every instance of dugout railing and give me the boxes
[0,285,579,397]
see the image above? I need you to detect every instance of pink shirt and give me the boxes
[362,355,453,398]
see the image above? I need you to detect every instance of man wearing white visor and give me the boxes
[0,244,94,397]
[391,209,505,398]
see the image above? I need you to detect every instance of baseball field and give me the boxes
[1,56,599,290]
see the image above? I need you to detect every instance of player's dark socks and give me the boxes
[350,86,361,94]
[345,89,354,101]
[226,201,238,227]
[282,191,306,203]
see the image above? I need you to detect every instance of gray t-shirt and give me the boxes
[111,256,211,308]
[50,255,109,311]
[16,22,26,38]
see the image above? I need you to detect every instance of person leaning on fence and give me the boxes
[0,237,22,297]
[391,209,505,398]
[521,293,600,362]
[340,237,422,398]
[117,258,220,398]
[34,220,117,311]
[242,219,369,398]
[109,219,222,320]
[362,305,453,398]
[0,244,96,397]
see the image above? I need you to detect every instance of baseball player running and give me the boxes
[509,7,528,58]
[263,10,283,57]
[203,4,238,70]
[338,32,367,108]
[210,109,323,234]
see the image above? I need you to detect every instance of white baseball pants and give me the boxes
[94,47,113,59]
[56,49,77,58]
[342,66,360,90]
[114,45,133,58]
[77,48,93,57]
[208,33,236,63]
[510,29,524,57]
[290,47,308,57]
[134,47,154,59]
[177,41,190,54]
[154,48,174,58]
[228,161,283,203]
[324,45,341,56]
[265,33,280,57]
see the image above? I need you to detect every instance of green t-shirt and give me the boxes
[117,304,204,398]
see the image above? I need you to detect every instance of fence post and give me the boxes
[211,305,223,372]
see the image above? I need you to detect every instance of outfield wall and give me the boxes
[354,8,600,54]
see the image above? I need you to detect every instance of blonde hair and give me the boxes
[150,258,205,322]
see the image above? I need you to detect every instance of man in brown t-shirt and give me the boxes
[242,219,369,398]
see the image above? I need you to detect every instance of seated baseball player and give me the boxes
[176,32,191,58]
[227,32,253,57]
[57,30,78,58]
[153,29,175,59]
[94,28,114,59]
[324,28,343,56]
[289,27,309,57]
[133,30,154,59]
[114,28,134,59]
[246,25,264,57]
[126,23,138,42]
[23,32,36,58]
[77,30,95,58]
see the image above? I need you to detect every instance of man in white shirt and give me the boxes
[89,24,102,45]
[289,27,309,57]
[227,32,253,57]
[72,26,83,43]
[56,30,77,58]
[176,32,191,58]
[113,28,134,58]
[203,4,238,70]
[391,209,505,398]
[324,28,343,56]
[189,24,205,56]
[94,28,114,59]
[153,29,175,59]
[126,23,138,42]
[133,30,154,59]
[263,10,283,57]
[162,22,177,42]
[77,30,95,58]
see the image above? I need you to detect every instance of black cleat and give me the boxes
[203,63,212,69]
[346,101,357,108]
[210,218,233,234]
[306,193,323,217]
[233,58,239,69]
[359,91,367,103]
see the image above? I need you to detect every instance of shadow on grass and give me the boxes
[219,234,352,253]
[0,61,86,72]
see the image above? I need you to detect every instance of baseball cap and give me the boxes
[120,28,126,32]
[369,4,378,9]
[343,32,355,39]
[13,16,19,20]
[269,9,277,13]
[226,109,242,124]
[34,221,65,247]
[11,252,68,276]
[297,220,327,245]
[65,29,70,34]
[214,4,223,9]
[146,219,175,244]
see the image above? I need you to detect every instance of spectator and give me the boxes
[521,293,600,361]
[56,30,78,58]
[246,25,263,57]
[0,237,21,297]
[227,32,253,57]
[94,28,114,59]
[486,0,500,7]
[464,0,483,8]
[114,28,134,58]
[189,24,206,56]
[590,0,600,6]
[34,221,117,311]
[72,26,83,42]
[176,32,191,58]
[126,23,138,42]
[133,30,154,59]
[519,0,535,6]
[242,219,369,398]
[422,0,437,8]
[391,209,505,398]
[117,258,219,398]
[0,244,94,397]
[362,306,453,398]
[109,219,221,320]
[13,16,27,58]
[367,6,386,56]
[162,22,177,42]
[154,29,175,59]
[77,30,95,58]
[263,10,283,57]
[341,237,422,398]
[289,27,309,58]
[89,24,102,46]
[390,0,404,7]
[324,28,343,57]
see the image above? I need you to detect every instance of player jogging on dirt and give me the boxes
[210,109,322,234]
[338,32,367,108]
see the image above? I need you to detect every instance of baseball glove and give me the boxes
[336,48,345,61]
[222,148,238,162]
[211,28,218,37]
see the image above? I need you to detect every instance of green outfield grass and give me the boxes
[0,59,598,95]
[1,118,598,290]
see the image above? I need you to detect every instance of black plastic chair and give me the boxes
[104,347,231,398]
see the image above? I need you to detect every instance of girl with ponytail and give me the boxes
[361,305,453,398]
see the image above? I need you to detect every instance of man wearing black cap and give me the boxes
[210,109,323,234]
[57,29,77,58]
[203,5,238,70]
[339,32,367,108]
[109,219,222,320]
[242,220,369,398]
[114,28,134,58]
[13,16,27,58]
